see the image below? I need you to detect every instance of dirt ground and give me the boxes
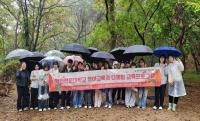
[0,81,200,121]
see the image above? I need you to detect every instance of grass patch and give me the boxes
[183,71,200,82]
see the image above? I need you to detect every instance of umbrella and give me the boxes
[45,50,65,58]
[6,49,33,60]
[154,46,182,57]
[61,43,91,55]
[110,47,132,62]
[91,51,115,60]
[123,45,153,56]
[20,52,45,61]
[40,56,64,69]
[63,55,83,64]
[88,47,99,54]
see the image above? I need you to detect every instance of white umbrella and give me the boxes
[6,49,33,60]
[45,50,65,58]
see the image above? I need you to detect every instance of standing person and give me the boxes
[60,59,73,110]
[38,64,49,112]
[166,56,186,112]
[73,62,84,108]
[83,63,93,109]
[30,64,41,110]
[103,61,113,109]
[125,62,138,108]
[153,56,167,110]
[94,62,103,108]
[49,61,60,110]
[137,58,148,109]
[112,61,121,104]
[16,62,30,112]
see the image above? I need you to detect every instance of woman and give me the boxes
[153,56,167,110]
[94,62,102,108]
[84,63,93,109]
[137,58,148,109]
[166,56,186,112]
[103,61,113,109]
[16,62,30,112]
[73,62,84,108]
[30,64,41,110]
[125,62,138,108]
[49,61,60,109]
[38,64,50,111]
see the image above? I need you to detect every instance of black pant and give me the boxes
[112,88,125,101]
[30,88,38,108]
[49,92,59,109]
[154,84,166,107]
[169,96,179,104]
[17,86,30,110]
[61,91,71,107]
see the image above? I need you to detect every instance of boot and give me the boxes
[172,103,176,112]
[167,103,172,110]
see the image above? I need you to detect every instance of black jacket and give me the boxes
[16,70,30,86]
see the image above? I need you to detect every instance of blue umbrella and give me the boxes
[91,51,115,60]
[154,46,182,57]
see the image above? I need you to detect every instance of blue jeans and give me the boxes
[104,89,113,106]
[138,87,148,108]
[73,91,83,106]
[38,85,49,109]
[84,90,92,106]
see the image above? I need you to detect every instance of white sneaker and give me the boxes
[54,107,57,110]
[30,108,33,110]
[24,107,28,111]
[153,106,157,110]
[48,108,51,110]
[137,106,140,109]
[39,109,42,112]
[60,107,64,110]
[35,107,38,110]
[142,107,146,110]
[108,105,112,109]
[159,107,163,110]
[78,105,82,108]
[126,105,129,108]
[18,109,22,112]
[66,106,70,109]
[104,105,108,108]
[43,108,47,111]
[88,106,92,109]
[84,106,87,108]
[74,106,78,109]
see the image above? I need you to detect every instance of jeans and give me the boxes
[125,88,136,107]
[104,89,113,106]
[16,86,29,110]
[73,91,83,106]
[154,84,166,107]
[138,87,148,108]
[84,90,92,106]
[38,85,49,109]
[30,88,38,108]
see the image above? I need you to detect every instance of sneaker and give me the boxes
[142,107,146,110]
[43,108,47,111]
[39,109,42,112]
[126,105,129,108]
[66,106,70,109]
[88,106,92,109]
[137,106,140,109]
[84,106,87,108]
[159,107,163,110]
[153,106,157,110]
[104,105,108,108]
[35,107,38,110]
[30,108,33,110]
[48,108,51,110]
[54,107,57,110]
[108,105,112,109]
[78,105,82,108]
[74,106,78,109]
[24,107,28,111]
[60,107,64,110]
[18,109,23,112]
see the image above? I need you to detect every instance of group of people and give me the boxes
[16,55,186,112]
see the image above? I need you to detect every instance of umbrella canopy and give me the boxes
[61,43,91,55]
[110,47,132,62]
[88,47,99,54]
[20,52,45,61]
[6,49,33,60]
[63,55,83,64]
[45,50,65,58]
[123,45,153,56]
[91,51,115,60]
[154,46,182,57]
[40,56,64,69]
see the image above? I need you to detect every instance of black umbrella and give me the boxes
[20,52,45,62]
[123,45,153,56]
[61,43,91,55]
[110,47,133,62]
[88,47,99,54]
[91,51,115,60]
